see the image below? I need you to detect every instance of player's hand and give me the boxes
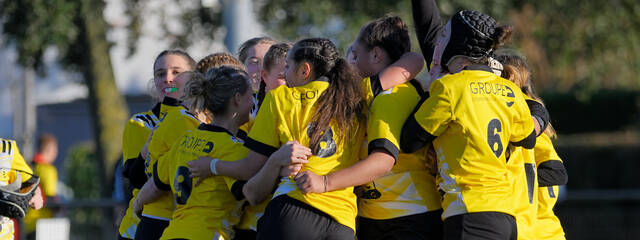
[269,141,311,168]
[132,198,144,218]
[280,163,303,178]
[28,185,44,210]
[294,171,326,194]
[188,156,214,185]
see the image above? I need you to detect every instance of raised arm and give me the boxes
[378,52,425,90]
[412,0,443,68]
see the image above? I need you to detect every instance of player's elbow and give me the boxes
[243,185,265,206]
[511,130,537,149]
[537,160,568,186]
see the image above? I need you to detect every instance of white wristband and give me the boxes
[209,158,220,175]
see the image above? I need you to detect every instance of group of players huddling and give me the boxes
[111,0,570,240]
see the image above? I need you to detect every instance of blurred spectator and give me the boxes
[24,133,60,240]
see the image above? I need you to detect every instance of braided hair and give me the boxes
[196,52,245,74]
[289,38,366,153]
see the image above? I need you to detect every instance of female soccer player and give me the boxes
[497,53,567,240]
[188,37,423,239]
[119,49,196,240]
[401,10,537,240]
[237,37,277,118]
[136,70,211,240]
[347,15,443,240]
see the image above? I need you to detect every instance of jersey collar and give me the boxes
[463,64,493,73]
[198,123,235,136]
[151,102,161,118]
[162,96,181,106]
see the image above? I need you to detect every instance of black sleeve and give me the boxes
[412,0,443,69]
[152,162,171,191]
[400,93,435,153]
[511,130,537,149]
[368,139,400,162]
[244,137,278,157]
[122,154,148,189]
[20,176,39,190]
[230,180,247,201]
[537,160,568,187]
[526,99,550,136]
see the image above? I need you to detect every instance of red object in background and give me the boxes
[12,218,19,240]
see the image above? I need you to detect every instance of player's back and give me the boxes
[415,66,535,218]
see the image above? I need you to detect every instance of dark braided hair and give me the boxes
[289,38,366,154]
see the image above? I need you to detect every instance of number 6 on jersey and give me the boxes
[487,119,503,158]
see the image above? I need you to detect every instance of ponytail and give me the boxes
[290,38,365,153]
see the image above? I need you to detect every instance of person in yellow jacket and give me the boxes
[0,138,44,240]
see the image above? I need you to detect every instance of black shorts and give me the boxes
[357,209,443,240]
[134,216,170,240]
[233,227,257,240]
[443,212,517,240]
[257,195,355,240]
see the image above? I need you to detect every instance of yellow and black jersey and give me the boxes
[359,80,442,220]
[0,138,34,186]
[401,65,536,219]
[154,124,248,240]
[508,144,538,240]
[144,98,201,220]
[534,133,566,240]
[244,75,383,231]
[0,138,35,239]
[118,102,161,238]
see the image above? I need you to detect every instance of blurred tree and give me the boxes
[0,0,129,195]
[255,0,640,95]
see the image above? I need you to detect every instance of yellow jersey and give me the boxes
[534,134,565,240]
[359,80,441,220]
[0,138,36,240]
[155,124,248,240]
[144,98,201,220]
[118,103,161,238]
[509,144,538,240]
[245,76,377,231]
[411,66,536,219]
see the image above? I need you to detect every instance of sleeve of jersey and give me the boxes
[153,158,171,192]
[122,117,147,162]
[525,99,550,137]
[534,134,568,187]
[367,96,407,161]
[226,178,247,201]
[411,0,443,68]
[509,91,537,149]
[245,92,281,157]
[401,80,450,153]
[11,144,36,187]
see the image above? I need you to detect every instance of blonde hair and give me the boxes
[496,53,557,138]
